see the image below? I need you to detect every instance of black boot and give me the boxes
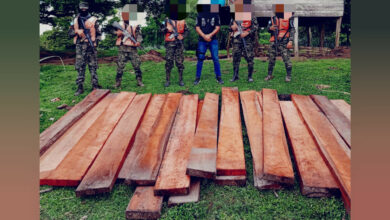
[92,82,102,89]
[74,84,84,96]
[216,76,224,84]
[230,66,239,82]
[178,70,184,86]
[164,71,171,87]
[194,77,201,85]
[137,77,144,87]
[285,68,292,82]
[114,78,121,89]
[248,66,254,82]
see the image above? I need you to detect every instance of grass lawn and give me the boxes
[40,57,351,219]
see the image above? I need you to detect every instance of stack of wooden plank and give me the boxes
[40,88,351,218]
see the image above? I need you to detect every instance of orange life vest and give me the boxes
[165,19,186,42]
[233,20,252,36]
[73,16,97,45]
[115,22,139,47]
[270,18,290,42]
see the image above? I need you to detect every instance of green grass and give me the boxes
[40,57,350,219]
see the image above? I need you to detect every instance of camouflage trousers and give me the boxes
[75,42,99,86]
[165,41,184,74]
[232,39,255,73]
[116,45,142,81]
[267,41,292,76]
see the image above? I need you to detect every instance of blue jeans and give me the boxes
[196,39,221,79]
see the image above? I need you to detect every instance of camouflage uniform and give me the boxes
[161,19,188,86]
[68,16,101,89]
[266,17,295,79]
[116,25,143,85]
[231,18,259,81]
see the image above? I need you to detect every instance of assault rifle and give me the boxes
[233,21,249,56]
[78,16,95,51]
[271,16,279,55]
[112,21,143,49]
[167,19,183,45]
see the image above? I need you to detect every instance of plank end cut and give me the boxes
[126,186,163,220]
[280,101,340,198]
[168,180,201,207]
[215,175,246,187]
[217,87,246,176]
[262,88,294,185]
[75,94,152,197]
[186,93,219,179]
[40,89,110,156]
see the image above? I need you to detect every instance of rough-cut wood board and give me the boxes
[331,99,351,122]
[217,87,246,176]
[168,179,201,207]
[124,93,182,186]
[126,186,163,220]
[292,94,351,211]
[186,93,219,179]
[40,94,114,178]
[256,91,263,110]
[240,91,265,187]
[196,99,204,128]
[215,175,246,186]
[262,89,294,185]
[311,95,351,147]
[280,101,339,197]
[154,94,198,196]
[75,94,151,197]
[40,89,110,156]
[117,94,167,181]
[40,92,135,186]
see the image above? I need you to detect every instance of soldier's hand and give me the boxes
[287,41,293,49]
[203,34,212,42]
[116,30,123,36]
[178,35,184,41]
[135,42,141,47]
[270,25,277,31]
[76,29,85,38]
[240,32,249,38]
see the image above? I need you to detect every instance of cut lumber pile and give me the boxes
[280,101,339,197]
[40,89,110,155]
[126,186,163,220]
[122,93,182,186]
[154,94,198,196]
[262,89,294,186]
[292,94,351,212]
[331,99,351,121]
[168,179,201,207]
[216,87,246,185]
[186,93,219,179]
[117,94,167,181]
[40,92,135,186]
[75,94,151,197]
[311,95,351,147]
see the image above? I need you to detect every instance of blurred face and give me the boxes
[230,0,252,21]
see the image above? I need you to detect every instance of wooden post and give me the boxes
[307,26,312,47]
[293,16,299,57]
[335,17,342,48]
[320,23,325,48]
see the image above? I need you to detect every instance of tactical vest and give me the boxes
[270,18,290,42]
[73,16,97,45]
[233,20,252,36]
[116,22,138,47]
[165,20,185,42]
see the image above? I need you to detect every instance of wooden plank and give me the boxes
[215,175,246,187]
[331,99,351,121]
[217,87,246,176]
[256,91,263,110]
[168,179,201,207]
[75,94,151,197]
[40,92,136,186]
[186,93,219,179]
[40,94,114,179]
[311,95,351,147]
[262,89,294,185]
[40,89,110,155]
[124,93,182,186]
[196,99,204,128]
[117,94,167,181]
[291,94,351,211]
[280,101,339,197]
[126,186,163,220]
[154,95,198,196]
[240,91,264,187]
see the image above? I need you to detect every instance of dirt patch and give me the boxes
[141,50,164,62]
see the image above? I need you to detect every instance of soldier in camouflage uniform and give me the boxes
[114,4,144,88]
[161,18,188,87]
[265,9,295,82]
[68,2,102,96]
[230,16,259,82]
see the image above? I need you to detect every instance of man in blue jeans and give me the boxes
[194,3,224,85]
